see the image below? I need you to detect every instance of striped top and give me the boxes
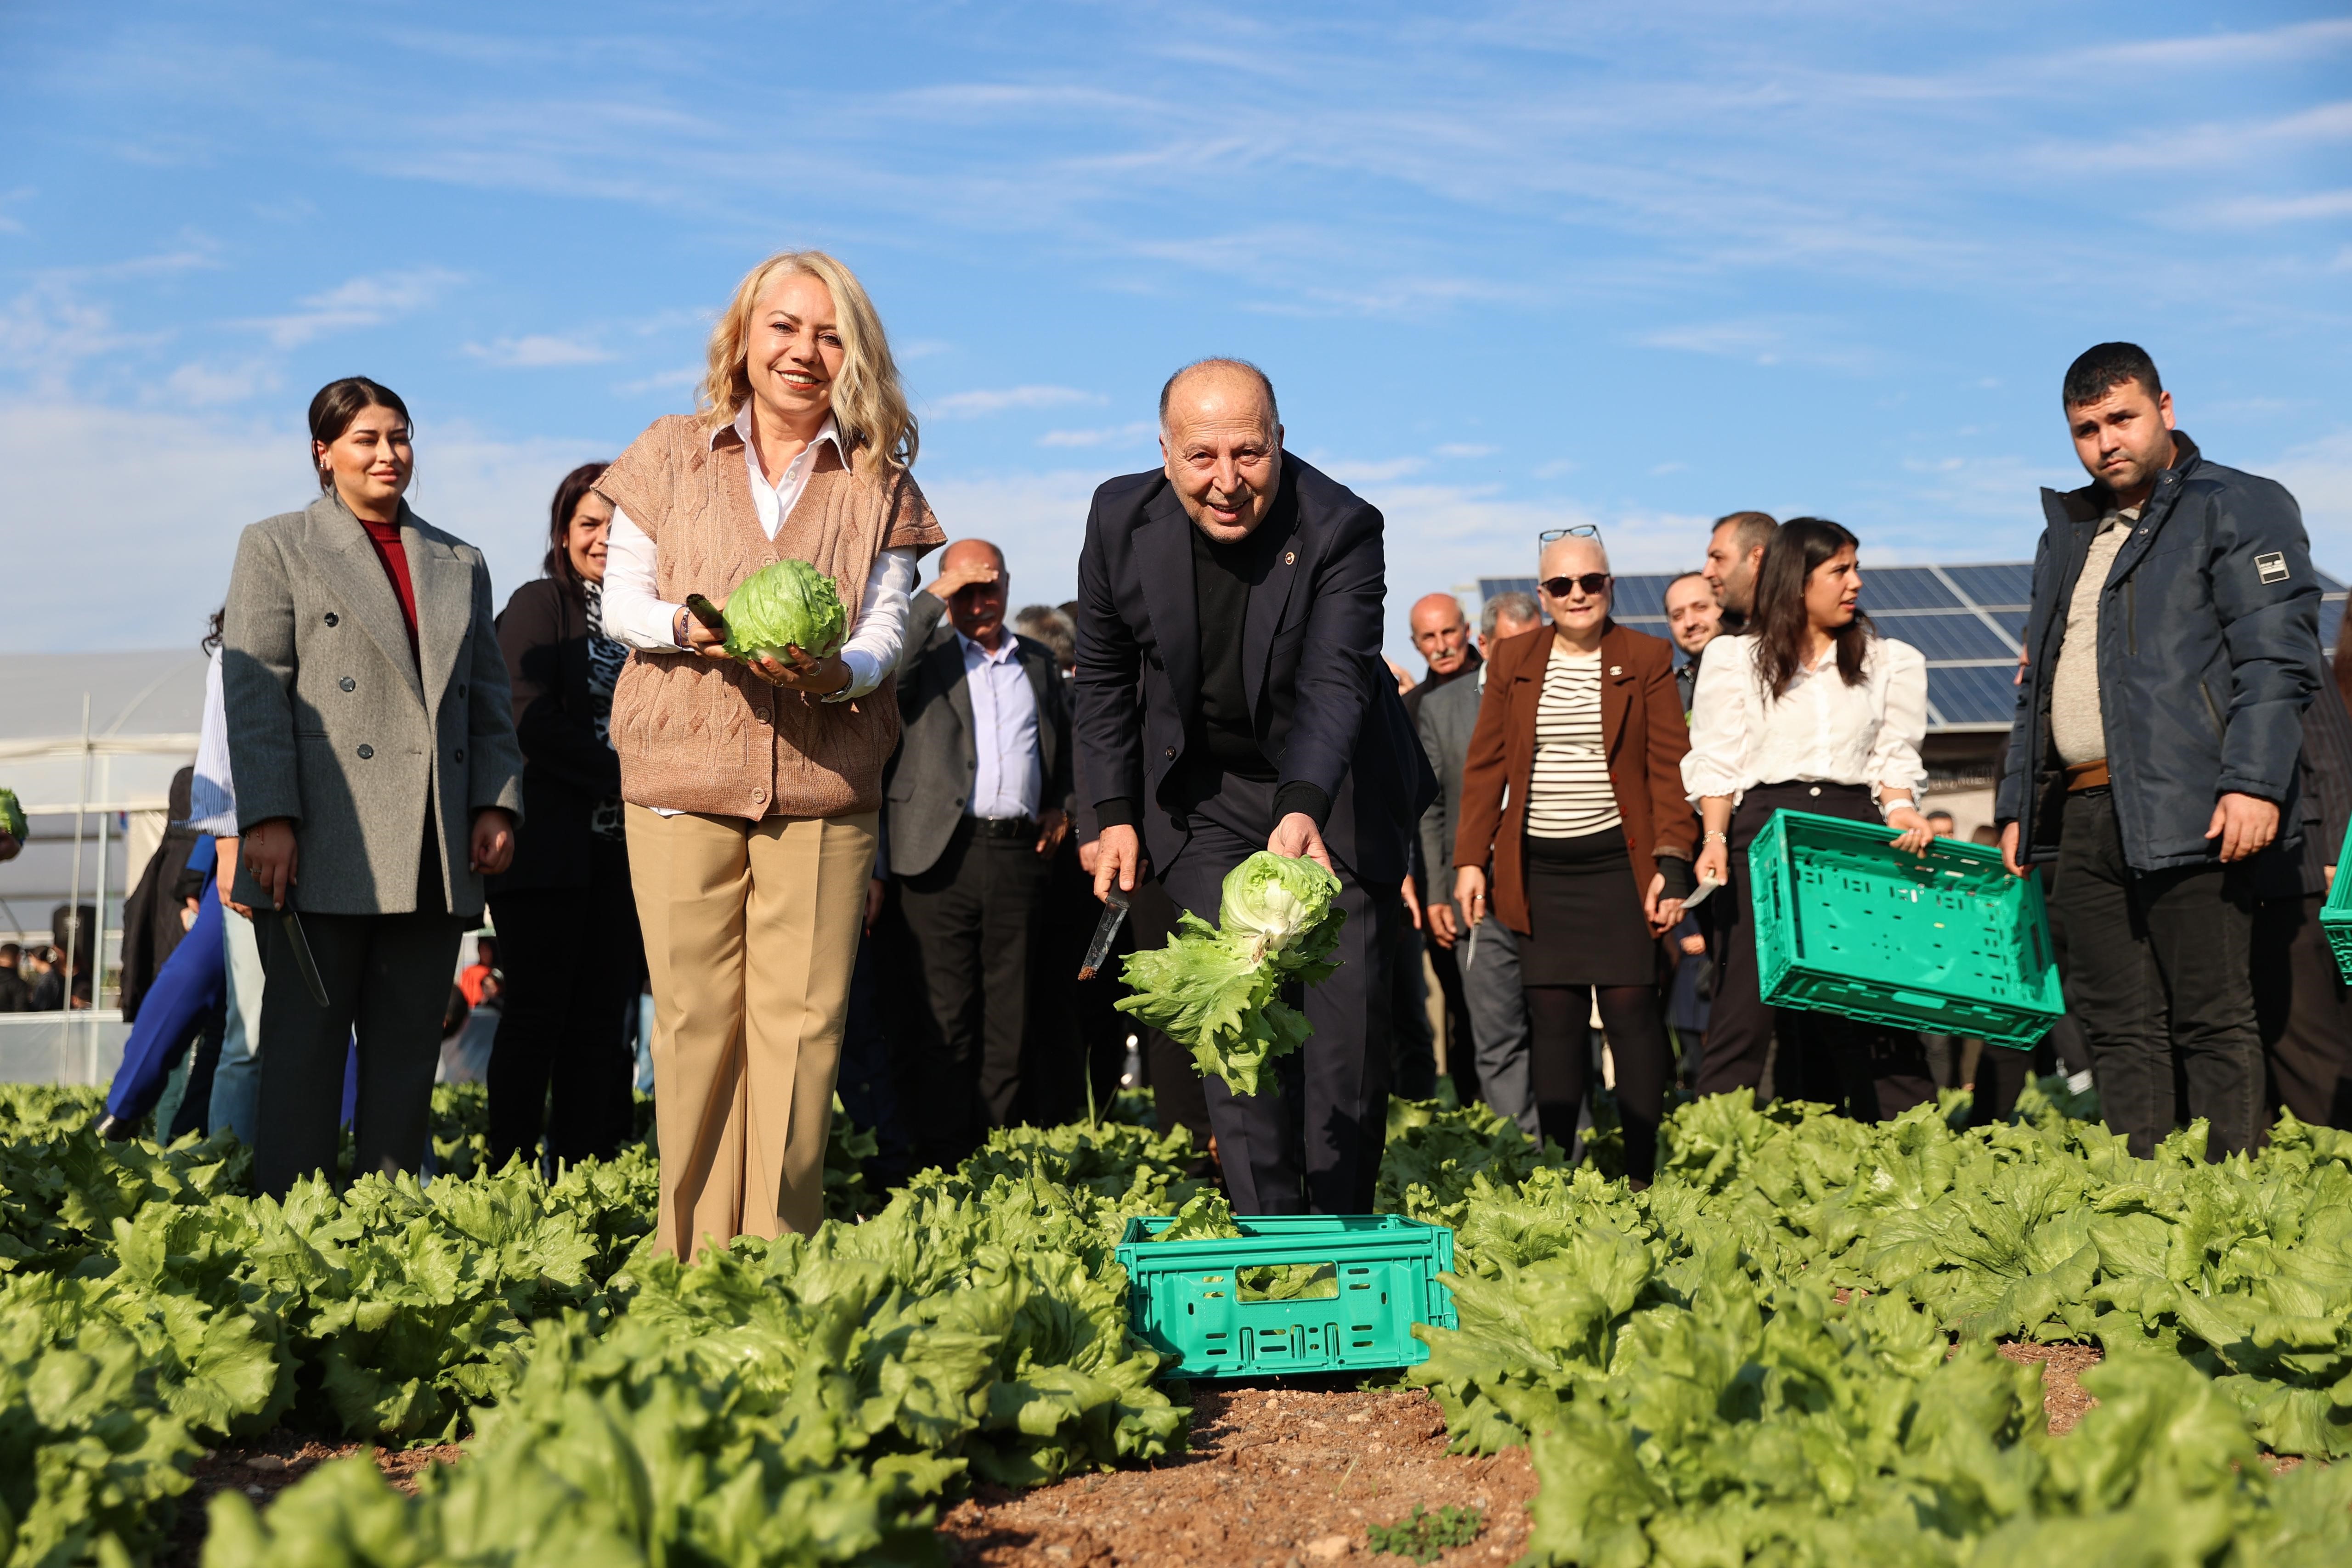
[1527,643,1621,839]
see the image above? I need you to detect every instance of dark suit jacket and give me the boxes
[489,577,626,895]
[884,592,1073,880]
[1414,672,1483,910]
[1453,621,1695,937]
[1074,456,1434,885]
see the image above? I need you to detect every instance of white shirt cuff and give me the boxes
[827,548,918,701]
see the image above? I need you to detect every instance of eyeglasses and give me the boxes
[1538,525,1601,543]
[1540,573,1612,598]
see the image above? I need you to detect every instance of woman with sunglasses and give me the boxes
[1453,528,1694,1184]
[1683,517,1937,1119]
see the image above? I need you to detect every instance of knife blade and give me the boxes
[281,910,331,1008]
[1076,886,1131,981]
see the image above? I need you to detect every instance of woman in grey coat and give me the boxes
[222,377,526,1197]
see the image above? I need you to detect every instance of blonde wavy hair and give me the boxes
[696,250,918,471]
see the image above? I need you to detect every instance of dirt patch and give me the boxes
[939,1382,1535,1568]
[164,1436,461,1566]
[1996,1341,2104,1435]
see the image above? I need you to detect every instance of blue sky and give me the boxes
[4,1,2348,664]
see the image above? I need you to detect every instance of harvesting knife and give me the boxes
[280,909,331,1008]
[1076,886,1131,981]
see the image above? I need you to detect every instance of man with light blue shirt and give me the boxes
[885,538,1073,1168]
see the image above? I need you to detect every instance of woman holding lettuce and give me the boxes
[597,250,944,1255]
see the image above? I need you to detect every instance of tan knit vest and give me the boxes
[596,414,945,818]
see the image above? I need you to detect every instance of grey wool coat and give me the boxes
[221,493,526,918]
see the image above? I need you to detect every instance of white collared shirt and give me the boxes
[961,631,1043,821]
[1681,632,1928,803]
[601,406,915,701]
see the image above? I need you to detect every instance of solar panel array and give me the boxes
[1474,564,2348,733]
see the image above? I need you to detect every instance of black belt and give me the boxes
[970,815,1037,840]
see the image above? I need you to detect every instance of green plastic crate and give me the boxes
[1114,1214,1456,1377]
[2321,828,2352,981]
[1748,808,2063,1049]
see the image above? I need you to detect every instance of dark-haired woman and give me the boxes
[1453,530,1694,1184]
[1683,517,1936,1120]
[222,378,525,1196]
[484,464,645,1169]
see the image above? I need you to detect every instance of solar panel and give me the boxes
[1939,563,2034,607]
[1872,612,2018,662]
[1927,665,2023,728]
[2324,598,2345,655]
[1856,568,1962,611]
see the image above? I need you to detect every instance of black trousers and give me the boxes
[254,907,464,1197]
[1159,776,1396,1216]
[1425,938,1480,1104]
[2254,891,2352,1132]
[1524,984,1670,1181]
[487,840,645,1170]
[1700,781,1935,1121]
[2053,788,2261,1158]
[899,816,1052,1170]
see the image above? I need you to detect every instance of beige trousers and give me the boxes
[625,804,877,1258]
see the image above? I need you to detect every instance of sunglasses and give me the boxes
[1540,573,1612,598]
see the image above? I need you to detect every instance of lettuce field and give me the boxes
[4,1077,2352,1567]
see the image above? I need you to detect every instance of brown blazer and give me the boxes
[1452,620,1696,936]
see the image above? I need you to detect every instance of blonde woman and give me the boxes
[598,251,945,1254]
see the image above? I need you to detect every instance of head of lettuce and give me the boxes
[721,559,848,664]
[1116,852,1346,1096]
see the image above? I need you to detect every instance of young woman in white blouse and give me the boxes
[1683,517,1939,1120]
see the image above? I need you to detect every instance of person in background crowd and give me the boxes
[1405,593,1481,720]
[887,538,1072,1168]
[458,933,498,1008]
[118,766,204,1022]
[38,906,96,1011]
[190,607,266,1145]
[2252,663,2352,1130]
[1403,592,1481,1103]
[1016,604,1077,673]
[598,250,945,1253]
[1687,518,1939,1119]
[1658,572,1722,1086]
[485,461,646,1170]
[2337,631,2352,720]
[1998,343,2320,1160]
[224,376,525,1198]
[1926,809,1956,837]
[1454,531,1693,1183]
[24,947,61,1012]
[0,945,25,1012]
[1418,590,1542,1137]
[1663,570,1722,715]
[1701,512,1779,636]
[1077,357,1435,1216]
[96,830,227,1141]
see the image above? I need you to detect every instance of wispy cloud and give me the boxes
[464,333,613,367]
[243,267,464,348]
[1436,442,1499,459]
[1038,421,1154,449]
[1638,316,1878,373]
[925,385,1099,418]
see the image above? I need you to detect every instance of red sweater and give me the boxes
[356,515,419,663]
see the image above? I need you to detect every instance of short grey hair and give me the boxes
[1481,592,1539,638]
[1014,604,1076,666]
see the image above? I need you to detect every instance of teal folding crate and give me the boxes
[1747,808,2063,1049]
[1114,1214,1456,1377]
[2323,828,2352,981]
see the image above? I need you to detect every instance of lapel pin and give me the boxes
[1608,665,1621,676]
[1283,550,1296,565]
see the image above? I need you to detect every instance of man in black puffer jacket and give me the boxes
[1997,342,2321,1159]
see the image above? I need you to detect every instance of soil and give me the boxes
[940,1382,1536,1568]
[163,1435,462,1568]
[1996,1341,2105,1435]
[146,1341,2188,1566]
